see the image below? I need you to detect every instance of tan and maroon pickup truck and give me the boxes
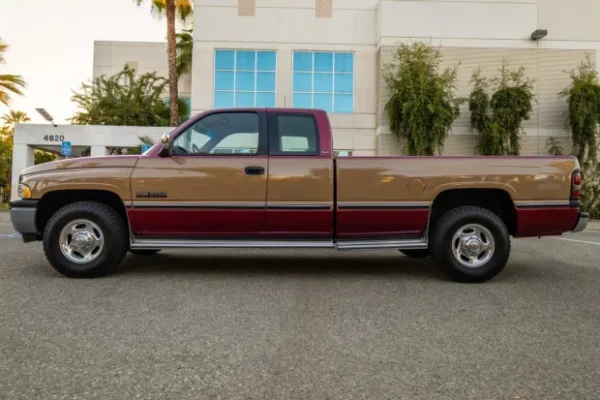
[11,108,589,282]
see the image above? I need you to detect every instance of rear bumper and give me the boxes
[572,212,590,233]
[10,200,39,243]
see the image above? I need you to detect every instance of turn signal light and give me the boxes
[571,170,582,200]
[18,184,32,199]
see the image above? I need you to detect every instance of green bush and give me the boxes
[384,42,463,156]
[559,56,600,218]
[469,60,534,156]
[545,137,564,156]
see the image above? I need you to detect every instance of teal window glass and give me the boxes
[214,50,277,108]
[291,51,354,113]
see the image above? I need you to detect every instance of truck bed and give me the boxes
[335,156,580,238]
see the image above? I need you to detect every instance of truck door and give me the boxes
[262,111,334,238]
[130,110,269,236]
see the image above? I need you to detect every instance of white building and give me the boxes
[96,0,600,156]
[12,0,600,199]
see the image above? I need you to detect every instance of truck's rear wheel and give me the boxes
[430,206,511,283]
[43,201,128,278]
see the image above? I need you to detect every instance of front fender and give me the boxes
[22,167,134,203]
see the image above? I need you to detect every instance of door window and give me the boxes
[172,112,260,155]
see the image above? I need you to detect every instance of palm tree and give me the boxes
[1,110,30,129]
[176,29,193,77]
[0,38,27,107]
[134,0,193,127]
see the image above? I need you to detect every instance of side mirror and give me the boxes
[158,132,171,157]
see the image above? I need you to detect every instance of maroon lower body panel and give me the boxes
[261,209,333,237]
[515,207,579,237]
[336,209,429,238]
[132,209,264,236]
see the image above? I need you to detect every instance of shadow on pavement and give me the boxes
[116,252,444,280]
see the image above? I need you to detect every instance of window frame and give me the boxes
[213,49,278,109]
[266,111,321,157]
[169,110,269,157]
[291,51,355,114]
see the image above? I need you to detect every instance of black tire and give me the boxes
[129,249,161,256]
[430,206,511,283]
[43,201,129,278]
[400,249,430,258]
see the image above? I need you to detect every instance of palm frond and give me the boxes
[0,74,27,106]
[175,29,193,76]
[0,74,26,88]
[175,0,193,22]
[133,0,166,19]
[0,37,8,65]
[1,110,31,127]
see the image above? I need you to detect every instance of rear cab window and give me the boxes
[267,113,319,156]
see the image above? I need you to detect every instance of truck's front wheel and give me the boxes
[43,201,128,278]
[430,206,511,283]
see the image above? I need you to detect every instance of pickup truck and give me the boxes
[10,108,589,282]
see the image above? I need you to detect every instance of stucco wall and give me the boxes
[191,0,380,154]
[376,45,595,156]
[89,0,600,156]
[93,41,192,98]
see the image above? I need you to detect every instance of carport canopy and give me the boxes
[11,124,173,201]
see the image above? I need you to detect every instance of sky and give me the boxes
[0,0,169,124]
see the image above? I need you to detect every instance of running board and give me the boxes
[336,239,427,250]
[131,238,427,251]
[130,239,335,249]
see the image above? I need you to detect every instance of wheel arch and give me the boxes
[36,190,130,237]
[429,188,517,236]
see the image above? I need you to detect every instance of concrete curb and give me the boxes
[588,219,600,231]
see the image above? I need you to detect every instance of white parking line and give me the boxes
[549,237,600,246]
[0,233,22,239]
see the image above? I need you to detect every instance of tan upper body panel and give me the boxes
[266,157,333,206]
[20,156,139,202]
[131,155,268,203]
[22,156,139,176]
[336,156,579,204]
[20,152,578,209]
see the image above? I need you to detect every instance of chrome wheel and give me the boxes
[59,219,104,264]
[451,224,495,268]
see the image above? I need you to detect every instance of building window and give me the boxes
[214,50,277,108]
[334,150,353,157]
[292,51,354,114]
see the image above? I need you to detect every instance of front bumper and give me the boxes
[10,200,39,243]
[572,212,590,233]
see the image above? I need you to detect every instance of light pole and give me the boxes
[35,108,57,127]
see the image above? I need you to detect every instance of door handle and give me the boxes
[245,166,265,176]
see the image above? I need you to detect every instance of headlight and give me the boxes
[18,184,32,199]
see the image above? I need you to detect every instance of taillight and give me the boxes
[571,170,582,200]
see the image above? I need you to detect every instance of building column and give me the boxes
[91,145,109,157]
[10,144,35,201]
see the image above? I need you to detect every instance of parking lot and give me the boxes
[1,211,599,400]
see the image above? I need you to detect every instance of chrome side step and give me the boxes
[335,239,427,250]
[130,239,336,250]
[131,238,428,251]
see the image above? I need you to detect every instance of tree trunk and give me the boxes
[166,0,180,127]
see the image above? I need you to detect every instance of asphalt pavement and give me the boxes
[1,211,599,400]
